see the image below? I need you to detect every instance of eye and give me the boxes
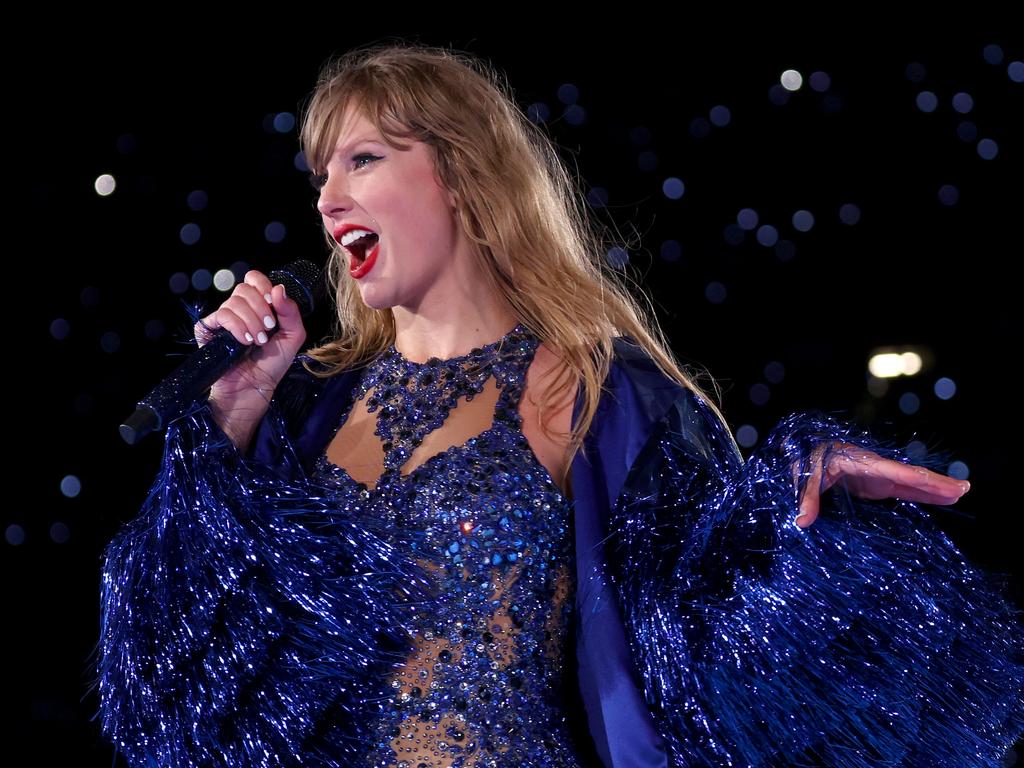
[308,154,381,192]
[352,153,380,170]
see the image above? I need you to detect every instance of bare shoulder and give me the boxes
[526,342,578,412]
[520,342,578,495]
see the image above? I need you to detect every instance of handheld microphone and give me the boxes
[119,259,322,445]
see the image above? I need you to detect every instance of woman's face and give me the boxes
[315,106,475,316]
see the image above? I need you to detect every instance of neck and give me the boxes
[391,307,520,365]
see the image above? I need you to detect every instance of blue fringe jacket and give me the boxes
[93,336,1024,767]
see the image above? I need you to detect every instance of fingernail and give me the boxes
[961,481,970,492]
[257,331,268,344]
[245,332,254,343]
[263,315,276,329]
[264,292,272,304]
[794,513,808,526]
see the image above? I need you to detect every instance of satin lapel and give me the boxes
[568,336,686,768]
[292,367,364,474]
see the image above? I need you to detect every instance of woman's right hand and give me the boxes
[194,269,308,404]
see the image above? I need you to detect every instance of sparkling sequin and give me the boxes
[312,323,584,768]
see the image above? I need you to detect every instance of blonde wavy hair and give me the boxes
[297,40,737,497]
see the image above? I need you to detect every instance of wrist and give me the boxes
[209,383,276,405]
[207,388,273,453]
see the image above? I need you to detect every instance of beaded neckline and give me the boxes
[316,320,550,498]
[383,321,531,368]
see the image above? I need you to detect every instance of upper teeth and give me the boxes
[340,228,376,246]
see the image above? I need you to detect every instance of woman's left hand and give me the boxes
[794,441,971,528]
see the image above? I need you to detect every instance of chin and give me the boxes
[357,290,399,312]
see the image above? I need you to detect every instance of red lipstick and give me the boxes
[333,223,380,280]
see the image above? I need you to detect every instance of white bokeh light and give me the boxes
[94,174,116,196]
[780,69,803,91]
[214,269,237,292]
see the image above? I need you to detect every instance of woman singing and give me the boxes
[93,41,1024,767]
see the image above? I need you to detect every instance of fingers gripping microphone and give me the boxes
[119,259,322,445]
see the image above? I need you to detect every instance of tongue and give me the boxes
[350,234,378,265]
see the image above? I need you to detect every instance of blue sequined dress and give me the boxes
[93,319,1024,768]
[309,324,582,766]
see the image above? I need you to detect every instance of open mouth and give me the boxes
[346,233,379,267]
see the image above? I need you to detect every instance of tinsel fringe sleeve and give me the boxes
[90,392,436,768]
[608,389,1024,768]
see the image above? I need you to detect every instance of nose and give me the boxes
[315,173,354,219]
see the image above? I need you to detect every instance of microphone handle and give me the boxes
[119,325,268,445]
[119,260,320,445]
